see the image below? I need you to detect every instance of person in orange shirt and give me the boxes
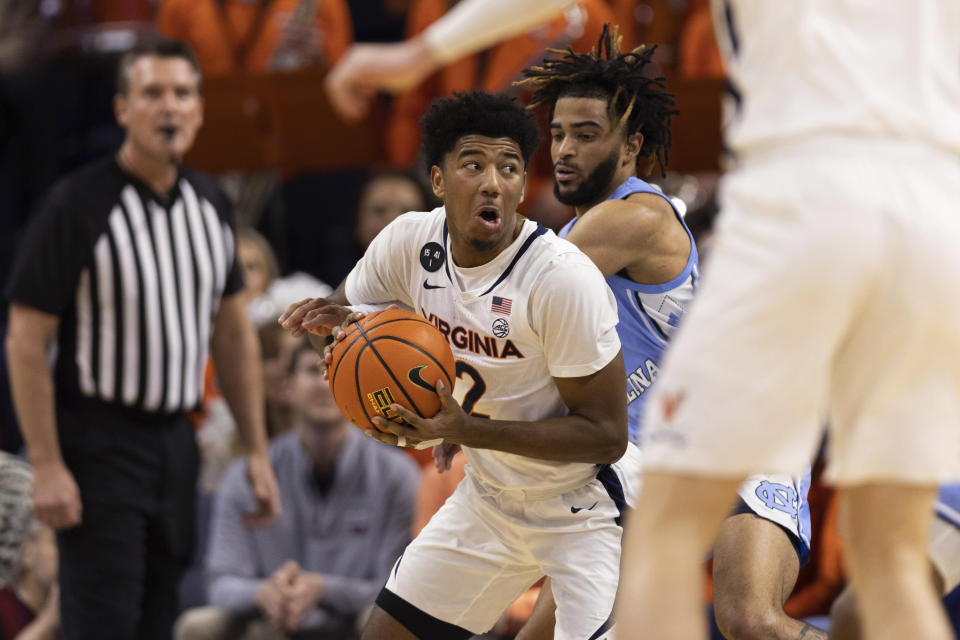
[156,0,354,76]
[678,0,724,78]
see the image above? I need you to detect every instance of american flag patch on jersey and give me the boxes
[491,296,512,315]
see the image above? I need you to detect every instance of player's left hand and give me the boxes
[369,379,468,447]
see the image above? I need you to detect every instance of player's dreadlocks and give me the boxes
[517,24,678,176]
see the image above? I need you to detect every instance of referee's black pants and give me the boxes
[57,407,199,640]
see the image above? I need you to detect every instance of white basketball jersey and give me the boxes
[345,208,620,493]
[714,0,960,156]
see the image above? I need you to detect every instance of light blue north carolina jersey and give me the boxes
[937,484,960,529]
[559,177,699,443]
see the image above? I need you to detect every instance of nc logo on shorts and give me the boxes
[492,317,510,338]
[755,481,798,519]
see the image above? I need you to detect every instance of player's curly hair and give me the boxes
[517,24,678,176]
[419,90,541,170]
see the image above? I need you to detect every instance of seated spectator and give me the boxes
[156,0,354,75]
[258,322,303,438]
[238,228,332,329]
[0,453,60,639]
[354,171,431,251]
[175,342,420,640]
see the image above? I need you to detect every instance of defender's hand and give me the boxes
[278,298,351,338]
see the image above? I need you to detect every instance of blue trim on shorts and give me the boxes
[588,616,614,639]
[597,465,627,527]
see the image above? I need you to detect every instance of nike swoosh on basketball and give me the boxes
[570,502,598,514]
[408,365,437,392]
[423,280,445,289]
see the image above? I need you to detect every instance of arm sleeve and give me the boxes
[529,252,620,378]
[206,464,262,613]
[6,181,89,315]
[318,454,419,614]
[423,0,575,64]
[343,215,417,308]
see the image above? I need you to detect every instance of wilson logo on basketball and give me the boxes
[368,387,399,420]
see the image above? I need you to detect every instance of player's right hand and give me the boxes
[278,297,351,338]
[32,460,82,530]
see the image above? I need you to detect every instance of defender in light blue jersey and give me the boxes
[559,176,698,443]
[516,26,822,640]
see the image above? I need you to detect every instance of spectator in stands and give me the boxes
[238,228,332,329]
[156,0,354,75]
[0,453,60,639]
[258,323,301,438]
[175,342,420,640]
[354,171,431,250]
[678,0,724,78]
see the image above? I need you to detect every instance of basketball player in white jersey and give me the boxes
[280,90,637,640]
[511,29,822,640]
[616,3,960,639]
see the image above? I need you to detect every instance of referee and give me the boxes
[4,38,281,640]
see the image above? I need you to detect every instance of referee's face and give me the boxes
[115,55,203,163]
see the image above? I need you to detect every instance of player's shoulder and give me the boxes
[533,224,604,272]
[589,191,677,235]
[524,226,608,300]
[373,207,445,243]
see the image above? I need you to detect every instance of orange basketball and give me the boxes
[328,308,456,434]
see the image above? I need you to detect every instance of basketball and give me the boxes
[328,308,456,433]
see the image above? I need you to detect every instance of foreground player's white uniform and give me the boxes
[346,208,639,639]
[641,0,960,484]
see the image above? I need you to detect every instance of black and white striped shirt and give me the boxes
[7,157,243,415]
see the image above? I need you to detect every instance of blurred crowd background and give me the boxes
[0,1,892,639]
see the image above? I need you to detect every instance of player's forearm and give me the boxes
[422,0,575,65]
[5,335,63,466]
[454,413,627,464]
[212,310,269,456]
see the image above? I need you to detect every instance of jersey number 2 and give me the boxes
[455,361,489,419]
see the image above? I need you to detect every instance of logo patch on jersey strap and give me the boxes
[491,317,510,338]
[407,365,436,392]
[755,481,799,519]
[419,242,445,272]
[491,296,512,316]
[368,386,399,421]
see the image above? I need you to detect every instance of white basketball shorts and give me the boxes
[640,138,960,486]
[381,444,641,639]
